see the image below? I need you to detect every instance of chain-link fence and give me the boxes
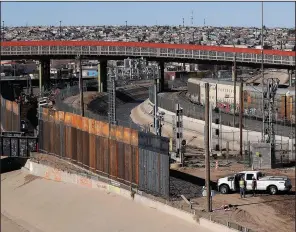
[148,86,295,163]
[54,80,148,132]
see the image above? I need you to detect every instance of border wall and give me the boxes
[1,91,170,198]
[38,107,170,197]
[2,92,258,232]
[0,95,21,132]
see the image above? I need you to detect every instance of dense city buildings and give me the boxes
[2,25,296,51]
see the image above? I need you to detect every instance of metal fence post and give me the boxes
[10,101,13,131]
[130,118,133,192]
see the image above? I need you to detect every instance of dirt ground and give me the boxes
[178,164,296,232]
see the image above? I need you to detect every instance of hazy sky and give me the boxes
[1,2,295,28]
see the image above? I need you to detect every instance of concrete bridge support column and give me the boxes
[158,61,165,92]
[98,60,107,92]
[39,58,51,93]
[231,62,236,82]
[288,69,293,86]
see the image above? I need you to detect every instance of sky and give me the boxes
[1,1,295,28]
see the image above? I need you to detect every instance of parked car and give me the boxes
[217,171,292,195]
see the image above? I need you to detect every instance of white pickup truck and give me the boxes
[217,171,292,195]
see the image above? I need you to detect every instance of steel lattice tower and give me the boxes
[107,63,117,125]
[107,58,149,125]
[262,78,279,150]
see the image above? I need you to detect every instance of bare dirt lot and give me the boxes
[177,163,296,232]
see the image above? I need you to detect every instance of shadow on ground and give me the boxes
[169,169,217,200]
[0,157,28,174]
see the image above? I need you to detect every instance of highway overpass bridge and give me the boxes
[2,41,296,92]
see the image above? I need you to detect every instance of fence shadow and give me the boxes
[170,169,217,200]
[170,169,217,188]
[0,157,28,174]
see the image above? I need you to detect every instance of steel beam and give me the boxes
[39,58,50,92]
[99,60,108,92]
[158,61,165,92]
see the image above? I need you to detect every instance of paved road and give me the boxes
[87,82,151,130]
[1,170,211,232]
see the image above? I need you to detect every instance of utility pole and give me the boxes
[239,76,243,157]
[261,2,265,142]
[230,28,237,128]
[191,11,194,26]
[182,17,184,27]
[78,55,84,117]
[59,20,62,39]
[233,54,237,127]
[125,21,128,42]
[205,83,211,212]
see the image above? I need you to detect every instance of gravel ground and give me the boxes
[169,176,203,200]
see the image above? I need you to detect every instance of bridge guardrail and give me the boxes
[2,41,295,67]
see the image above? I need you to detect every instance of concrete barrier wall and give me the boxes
[23,159,240,232]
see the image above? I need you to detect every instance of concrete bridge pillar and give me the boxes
[288,69,293,86]
[158,61,165,92]
[232,61,237,82]
[98,60,107,92]
[39,58,51,93]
